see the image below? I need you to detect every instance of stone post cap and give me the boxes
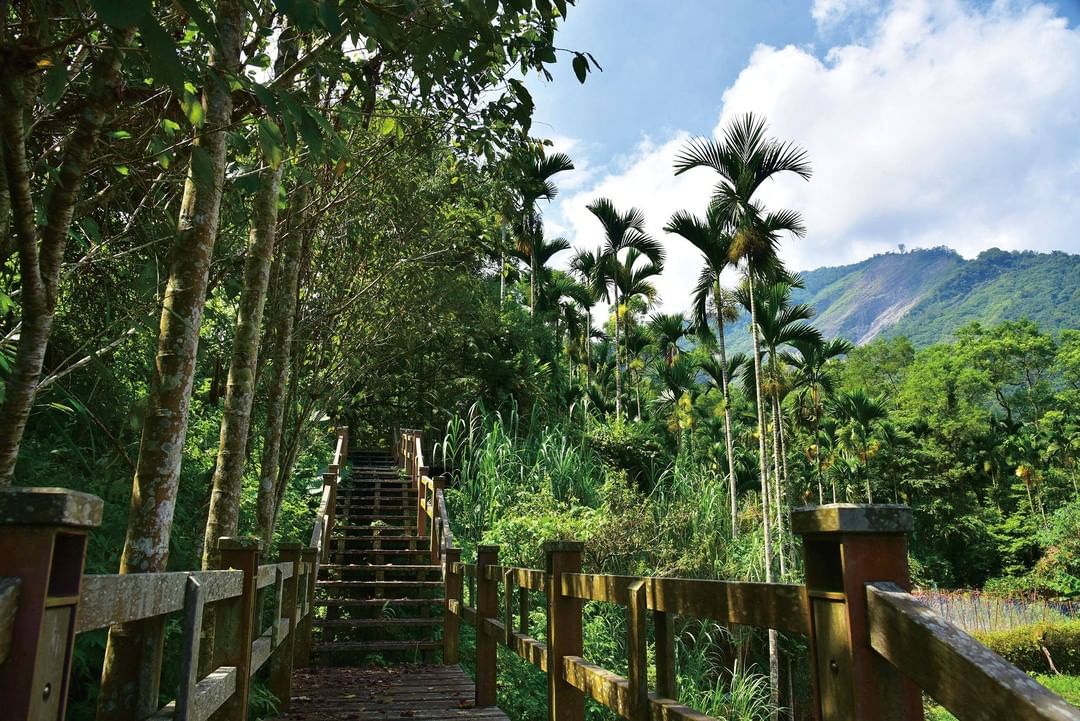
[791,503,913,535]
[0,487,103,528]
[218,536,262,551]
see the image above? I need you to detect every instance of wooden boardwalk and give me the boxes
[273,665,510,720]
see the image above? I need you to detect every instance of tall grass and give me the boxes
[913,590,1080,633]
[437,401,605,543]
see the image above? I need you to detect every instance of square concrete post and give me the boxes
[792,504,924,721]
[544,541,584,721]
[0,487,102,721]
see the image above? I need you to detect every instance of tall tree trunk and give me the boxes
[715,285,739,537]
[202,159,285,567]
[613,289,622,419]
[257,182,307,548]
[0,31,133,483]
[97,5,246,719]
[772,396,785,578]
[746,271,779,713]
[0,142,10,260]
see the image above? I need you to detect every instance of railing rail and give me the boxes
[867,582,1080,721]
[405,434,1080,721]
[0,425,348,721]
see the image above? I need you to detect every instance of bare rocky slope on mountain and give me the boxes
[723,247,1080,350]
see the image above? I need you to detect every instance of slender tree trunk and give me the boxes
[0,141,10,260]
[257,183,306,548]
[203,160,285,567]
[0,31,133,483]
[613,289,622,419]
[715,289,739,537]
[97,5,245,719]
[746,271,779,713]
[772,394,786,578]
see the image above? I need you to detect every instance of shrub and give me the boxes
[973,620,1080,675]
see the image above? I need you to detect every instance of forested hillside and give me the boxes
[773,247,1080,348]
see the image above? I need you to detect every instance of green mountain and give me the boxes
[722,247,1080,350]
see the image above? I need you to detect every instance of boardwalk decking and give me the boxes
[274,665,511,720]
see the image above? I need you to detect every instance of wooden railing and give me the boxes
[403,430,1080,721]
[0,425,349,721]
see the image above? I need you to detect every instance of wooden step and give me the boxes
[317,580,443,589]
[313,618,444,628]
[313,639,440,654]
[321,564,440,572]
[332,548,433,557]
[315,597,443,608]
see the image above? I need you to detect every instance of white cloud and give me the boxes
[811,0,880,27]
[548,0,1080,319]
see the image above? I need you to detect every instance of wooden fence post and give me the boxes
[213,537,260,721]
[654,609,677,701]
[295,546,318,667]
[792,504,923,721]
[475,545,499,707]
[443,547,462,665]
[544,541,584,721]
[416,467,429,539]
[322,472,337,564]
[0,487,102,721]
[430,475,447,562]
[269,543,302,710]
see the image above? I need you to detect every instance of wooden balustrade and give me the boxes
[0,425,348,721]
[398,428,1080,721]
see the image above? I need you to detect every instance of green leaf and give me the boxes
[174,0,219,47]
[139,16,185,93]
[190,146,214,189]
[161,118,182,137]
[91,0,151,27]
[319,0,341,33]
[42,64,68,106]
[181,89,205,127]
[572,54,588,84]
[259,117,285,169]
[378,117,397,136]
[115,165,130,176]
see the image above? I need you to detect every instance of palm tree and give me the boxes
[586,198,665,419]
[829,389,890,502]
[648,312,686,367]
[674,112,810,709]
[570,248,609,384]
[787,337,854,503]
[515,148,574,315]
[514,234,571,311]
[652,355,701,443]
[613,249,662,417]
[665,204,742,534]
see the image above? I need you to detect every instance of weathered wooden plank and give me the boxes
[250,633,273,676]
[562,656,717,721]
[146,666,237,721]
[256,562,293,590]
[512,568,544,591]
[0,577,18,665]
[76,570,242,633]
[648,577,810,636]
[866,583,1080,721]
[560,573,810,635]
[628,580,649,721]
[176,576,205,721]
[508,632,548,672]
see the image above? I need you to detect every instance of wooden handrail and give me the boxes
[867,582,1080,721]
[0,425,348,721]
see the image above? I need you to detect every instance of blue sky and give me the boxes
[523,0,1080,316]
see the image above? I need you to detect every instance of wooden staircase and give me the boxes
[312,448,444,662]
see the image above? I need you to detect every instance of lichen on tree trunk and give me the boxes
[96,4,246,719]
[257,182,308,550]
[0,29,134,484]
